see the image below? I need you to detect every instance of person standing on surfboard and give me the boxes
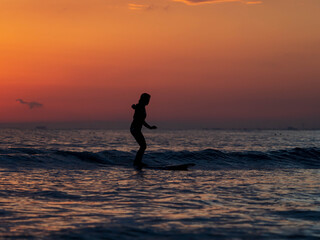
[130,93,157,169]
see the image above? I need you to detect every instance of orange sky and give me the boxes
[1,0,319,128]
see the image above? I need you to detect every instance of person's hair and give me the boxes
[139,93,150,104]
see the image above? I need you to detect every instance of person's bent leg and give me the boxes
[134,143,146,166]
[132,132,147,166]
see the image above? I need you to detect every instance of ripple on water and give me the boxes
[0,167,320,239]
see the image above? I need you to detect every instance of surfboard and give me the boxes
[144,163,195,171]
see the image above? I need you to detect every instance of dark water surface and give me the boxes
[1,167,319,239]
[0,129,320,239]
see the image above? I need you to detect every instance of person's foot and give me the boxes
[133,162,148,170]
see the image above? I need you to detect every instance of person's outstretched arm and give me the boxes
[143,121,157,129]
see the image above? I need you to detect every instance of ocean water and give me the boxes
[0,129,320,239]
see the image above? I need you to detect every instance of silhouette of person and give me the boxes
[130,93,157,169]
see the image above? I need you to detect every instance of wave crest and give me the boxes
[0,147,319,170]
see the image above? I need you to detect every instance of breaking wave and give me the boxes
[0,147,320,170]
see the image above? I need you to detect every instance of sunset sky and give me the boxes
[1,0,319,128]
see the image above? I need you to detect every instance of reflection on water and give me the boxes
[0,129,320,152]
[1,167,319,239]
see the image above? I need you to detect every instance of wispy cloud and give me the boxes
[16,99,43,109]
[128,3,148,10]
[128,3,169,11]
[246,1,263,4]
[174,0,263,5]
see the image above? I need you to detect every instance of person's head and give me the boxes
[139,93,151,106]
